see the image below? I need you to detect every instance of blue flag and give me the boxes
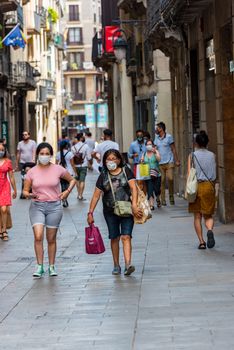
[2,24,26,49]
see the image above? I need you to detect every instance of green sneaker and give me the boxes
[49,265,58,277]
[33,264,44,278]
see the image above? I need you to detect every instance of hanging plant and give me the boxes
[47,7,59,24]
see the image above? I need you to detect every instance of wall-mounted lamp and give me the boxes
[112,29,128,62]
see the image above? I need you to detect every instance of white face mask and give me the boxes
[106,161,117,171]
[38,155,51,165]
[146,145,153,151]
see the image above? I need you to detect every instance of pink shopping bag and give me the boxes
[85,224,105,254]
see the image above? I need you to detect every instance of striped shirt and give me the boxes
[193,149,216,181]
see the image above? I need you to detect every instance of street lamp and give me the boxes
[112,29,128,62]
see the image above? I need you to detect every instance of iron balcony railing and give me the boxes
[9,61,37,90]
[92,33,102,64]
[5,5,24,29]
[41,79,56,97]
[36,6,47,28]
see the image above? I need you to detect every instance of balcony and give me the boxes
[9,62,37,90]
[54,33,65,50]
[5,5,24,29]
[37,6,47,28]
[41,79,56,98]
[26,11,41,35]
[0,0,18,13]
[147,0,212,33]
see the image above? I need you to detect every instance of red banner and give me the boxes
[103,26,120,54]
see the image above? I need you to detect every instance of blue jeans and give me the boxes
[103,211,134,239]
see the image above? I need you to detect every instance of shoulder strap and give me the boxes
[193,153,215,188]
[74,143,85,154]
[107,171,116,201]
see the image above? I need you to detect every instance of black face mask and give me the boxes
[137,136,143,142]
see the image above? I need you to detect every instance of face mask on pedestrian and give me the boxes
[106,161,117,171]
[137,135,143,142]
[146,145,153,151]
[38,155,51,165]
[0,151,5,158]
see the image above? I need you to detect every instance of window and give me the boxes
[69,5,79,21]
[67,28,83,44]
[68,52,84,70]
[71,78,86,100]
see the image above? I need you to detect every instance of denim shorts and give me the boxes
[29,201,63,228]
[103,211,134,239]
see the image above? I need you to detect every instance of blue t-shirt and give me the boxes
[154,133,174,165]
[128,140,146,164]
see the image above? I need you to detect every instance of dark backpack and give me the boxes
[73,144,85,165]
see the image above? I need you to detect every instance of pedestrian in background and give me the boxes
[92,129,119,172]
[56,140,75,207]
[154,122,180,205]
[0,143,17,241]
[188,131,216,250]
[85,131,95,171]
[141,140,161,210]
[87,149,142,276]
[71,133,92,200]
[15,131,37,199]
[128,129,147,193]
[23,142,76,278]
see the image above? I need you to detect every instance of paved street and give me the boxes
[1,172,234,349]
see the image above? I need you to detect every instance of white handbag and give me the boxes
[185,154,198,203]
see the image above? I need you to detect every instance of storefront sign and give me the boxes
[97,103,108,128]
[85,104,96,128]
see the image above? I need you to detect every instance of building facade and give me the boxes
[63,0,105,141]
[0,0,66,157]
[146,0,234,223]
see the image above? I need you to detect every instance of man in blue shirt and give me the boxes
[154,122,180,205]
[128,129,146,167]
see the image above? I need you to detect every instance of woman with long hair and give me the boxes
[188,131,216,249]
[0,143,17,241]
[87,149,142,276]
[56,140,75,207]
[23,142,76,278]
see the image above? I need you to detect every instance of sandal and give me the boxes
[198,242,206,250]
[2,231,9,241]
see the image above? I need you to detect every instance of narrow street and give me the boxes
[1,172,234,350]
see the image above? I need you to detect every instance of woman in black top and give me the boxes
[87,149,142,276]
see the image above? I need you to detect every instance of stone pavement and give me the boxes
[1,172,234,349]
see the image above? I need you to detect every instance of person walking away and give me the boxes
[92,129,119,172]
[16,131,37,198]
[85,131,95,171]
[154,122,180,205]
[56,140,75,207]
[71,133,92,200]
[141,140,161,210]
[23,142,76,278]
[87,149,142,276]
[187,131,216,250]
[85,131,95,152]
[0,143,17,241]
[128,129,147,193]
